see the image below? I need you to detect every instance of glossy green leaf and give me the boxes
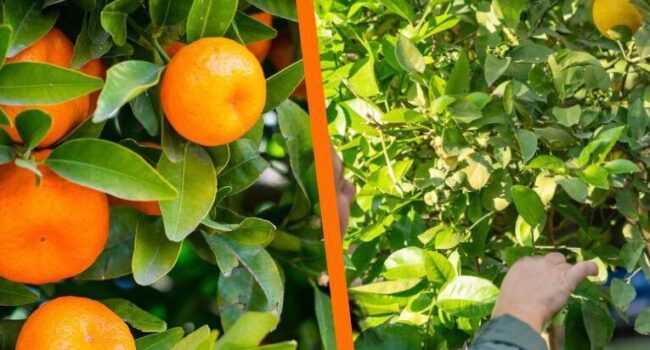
[635,307,650,335]
[395,35,424,74]
[4,0,58,57]
[230,11,277,44]
[265,60,305,112]
[100,0,143,46]
[246,0,297,21]
[511,185,546,228]
[0,63,102,105]
[218,139,268,195]
[610,278,636,313]
[136,328,185,350]
[78,207,140,280]
[436,276,499,318]
[94,61,164,122]
[378,0,415,22]
[186,0,238,42]
[215,312,278,350]
[159,143,217,242]
[150,0,193,26]
[132,216,182,286]
[446,50,470,95]
[0,278,38,306]
[103,298,167,333]
[172,326,216,350]
[383,247,427,280]
[314,288,335,350]
[0,26,13,67]
[15,110,51,152]
[46,139,177,201]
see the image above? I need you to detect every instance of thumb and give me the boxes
[565,262,598,289]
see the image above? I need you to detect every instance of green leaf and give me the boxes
[616,189,639,221]
[94,61,164,122]
[516,129,538,163]
[130,92,160,137]
[218,139,268,195]
[15,110,51,152]
[462,153,491,190]
[101,0,143,46]
[395,35,425,74]
[314,288,336,350]
[71,12,113,69]
[172,326,216,350]
[0,278,38,306]
[102,298,167,333]
[349,57,380,98]
[581,299,614,348]
[215,312,278,350]
[628,98,647,141]
[580,164,610,189]
[0,320,23,349]
[186,0,238,42]
[205,235,284,322]
[528,155,566,172]
[78,207,140,280]
[350,279,422,295]
[265,60,305,112]
[246,0,297,21]
[277,100,315,203]
[132,216,182,286]
[557,177,588,203]
[159,143,216,242]
[610,278,636,313]
[150,0,193,26]
[436,276,499,318]
[603,159,641,174]
[0,129,16,165]
[511,185,546,228]
[635,307,650,335]
[203,217,275,246]
[446,50,470,95]
[378,0,415,23]
[46,139,177,201]
[553,105,581,127]
[136,328,185,350]
[230,12,277,45]
[620,240,645,271]
[4,0,58,57]
[484,54,510,86]
[493,0,527,28]
[0,63,102,105]
[383,247,427,280]
[0,25,13,67]
[424,251,456,286]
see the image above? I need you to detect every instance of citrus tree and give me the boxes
[318,0,650,348]
[0,0,335,349]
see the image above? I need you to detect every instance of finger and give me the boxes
[545,252,566,265]
[565,262,598,289]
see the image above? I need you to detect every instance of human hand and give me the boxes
[332,147,355,233]
[491,253,598,333]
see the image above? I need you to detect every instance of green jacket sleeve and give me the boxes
[470,314,548,350]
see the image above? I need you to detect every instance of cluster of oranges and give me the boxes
[0,11,303,349]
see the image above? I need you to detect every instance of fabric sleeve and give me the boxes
[469,314,548,350]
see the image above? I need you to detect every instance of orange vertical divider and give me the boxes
[296,0,355,349]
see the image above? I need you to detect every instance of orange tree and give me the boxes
[0,0,335,349]
[319,0,650,348]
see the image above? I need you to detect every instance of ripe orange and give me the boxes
[247,12,273,62]
[109,196,161,216]
[269,28,306,99]
[161,38,266,146]
[0,150,109,284]
[16,296,136,350]
[593,0,642,39]
[80,58,107,115]
[1,28,92,148]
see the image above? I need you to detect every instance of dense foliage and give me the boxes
[318,0,650,348]
[0,0,334,349]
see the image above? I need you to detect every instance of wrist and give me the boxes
[492,303,545,333]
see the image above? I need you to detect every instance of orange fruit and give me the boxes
[1,28,92,148]
[80,58,107,115]
[109,196,161,216]
[161,38,266,146]
[593,0,642,39]
[0,150,109,284]
[269,28,306,99]
[247,12,273,62]
[16,296,136,350]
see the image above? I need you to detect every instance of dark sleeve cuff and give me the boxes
[472,314,548,350]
